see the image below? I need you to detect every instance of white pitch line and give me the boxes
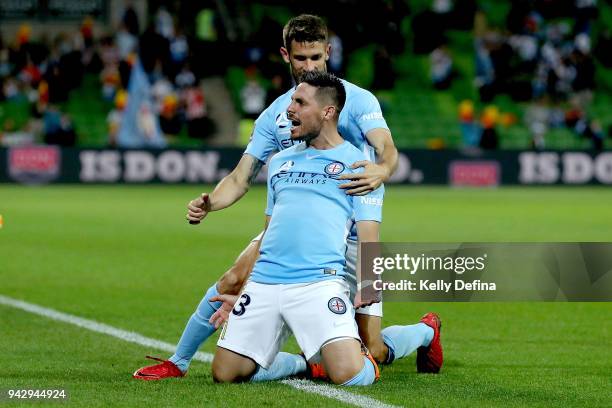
[281,379,399,408]
[0,294,400,408]
[0,294,213,363]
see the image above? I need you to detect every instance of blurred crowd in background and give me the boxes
[0,4,213,147]
[412,0,606,150]
[0,0,610,150]
[472,0,604,150]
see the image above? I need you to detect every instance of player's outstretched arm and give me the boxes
[355,220,381,308]
[186,154,263,223]
[339,128,398,195]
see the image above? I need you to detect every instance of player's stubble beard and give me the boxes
[292,122,322,145]
[291,65,327,85]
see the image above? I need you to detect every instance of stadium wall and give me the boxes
[1,147,611,186]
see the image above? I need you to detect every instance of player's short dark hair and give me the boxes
[283,14,328,51]
[300,71,345,115]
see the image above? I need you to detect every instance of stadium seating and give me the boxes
[2,1,611,149]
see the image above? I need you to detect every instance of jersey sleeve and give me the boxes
[353,183,384,223]
[351,89,389,136]
[244,106,279,163]
[264,158,278,216]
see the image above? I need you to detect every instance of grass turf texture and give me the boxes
[0,185,611,407]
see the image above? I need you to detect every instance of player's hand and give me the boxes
[338,161,388,196]
[354,287,382,309]
[209,294,239,329]
[186,193,211,225]
[353,291,376,309]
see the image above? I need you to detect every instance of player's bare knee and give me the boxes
[211,361,235,383]
[328,362,363,385]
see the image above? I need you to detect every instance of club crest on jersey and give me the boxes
[324,162,345,175]
[279,160,294,172]
[328,297,347,314]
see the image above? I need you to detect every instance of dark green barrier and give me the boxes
[1,146,611,185]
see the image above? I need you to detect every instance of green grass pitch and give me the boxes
[0,185,611,407]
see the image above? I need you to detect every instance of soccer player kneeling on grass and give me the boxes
[212,72,381,385]
[134,15,442,381]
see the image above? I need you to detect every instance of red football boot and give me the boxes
[307,361,329,381]
[416,312,443,373]
[133,356,185,380]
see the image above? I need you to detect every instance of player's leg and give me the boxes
[382,312,443,373]
[320,338,378,385]
[249,352,307,382]
[213,348,308,383]
[356,300,442,371]
[346,239,443,371]
[283,279,379,386]
[167,235,261,371]
[214,281,300,382]
[344,238,392,364]
[134,234,261,379]
[356,307,443,371]
[212,347,257,382]
[355,313,389,363]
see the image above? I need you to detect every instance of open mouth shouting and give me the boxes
[288,114,301,137]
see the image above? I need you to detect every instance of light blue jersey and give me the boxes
[245,79,388,162]
[244,79,389,240]
[250,141,384,285]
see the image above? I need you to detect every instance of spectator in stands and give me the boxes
[474,34,496,102]
[18,56,42,88]
[458,99,479,146]
[412,0,450,54]
[175,64,196,89]
[508,33,538,74]
[574,0,598,35]
[151,77,174,109]
[2,77,19,100]
[571,34,595,108]
[43,106,76,146]
[121,2,140,36]
[100,61,120,101]
[139,23,170,76]
[116,23,138,62]
[265,74,286,107]
[1,118,36,146]
[240,77,266,120]
[430,44,453,90]
[372,46,395,90]
[107,89,127,147]
[525,97,551,150]
[159,93,181,136]
[0,46,10,79]
[184,84,212,139]
[584,119,604,151]
[328,29,344,76]
[156,6,175,40]
[479,106,499,149]
[169,27,189,77]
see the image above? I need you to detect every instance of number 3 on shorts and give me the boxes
[232,294,251,316]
